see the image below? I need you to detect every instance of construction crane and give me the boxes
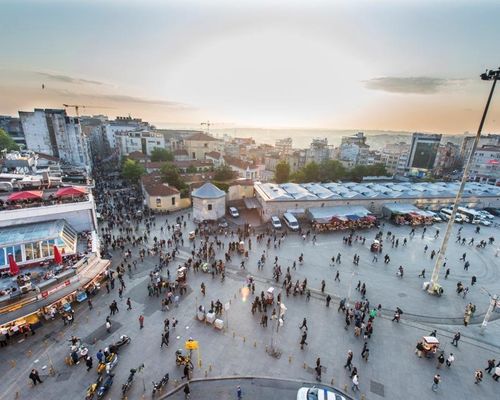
[201,121,211,133]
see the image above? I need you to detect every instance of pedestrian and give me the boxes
[184,382,191,399]
[315,364,322,382]
[87,298,93,310]
[485,359,496,374]
[418,269,426,278]
[436,353,445,369]
[29,369,43,385]
[300,331,308,350]
[446,353,455,367]
[344,350,353,371]
[444,268,450,279]
[492,366,500,381]
[321,280,325,293]
[361,342,369,362]
[299,318,308,331]
[334,270,340,282]
[451,331,461,347]
[85,355,93,371]
[431,374,441,392]
[474,369,483,384]
[351,374,359,392]
[326,294,331,307]
[139,314,144,329]
[96,349,104,363]
[429,330,437,337]
[106,320,111,333]
[182,363,191,380]
[126,297,132,310]
[237,385,242,399]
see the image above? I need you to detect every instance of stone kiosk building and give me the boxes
[192,182,226,221]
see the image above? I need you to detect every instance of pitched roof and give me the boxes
[141,173,180,197]
[223,155,257,170]
[185,132,218,142]
[191,182,225,199]
[173,149,189,156]
[144,161,167,170]
[128,151,148,161]
[174,160,213,169]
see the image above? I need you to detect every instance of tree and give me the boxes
[274,160,290,183]
[213,164,236,181]
[122,159,145,182]
[318,160,347,182]
[302,162,321,182]
[150,148,174,162]
[0,128,19,152]
[186,165,198,174]
[160,162,186,190]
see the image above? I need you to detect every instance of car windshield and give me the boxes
[307,388,319,400]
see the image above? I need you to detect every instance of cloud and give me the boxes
[36,71,105,86]
[363,76,463,94]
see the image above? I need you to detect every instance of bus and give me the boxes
[457,207,481,224]
[439,208,464,223]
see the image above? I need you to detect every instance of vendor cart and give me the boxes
[189,231,196,241]
[419,336,439,358]
[176,267,187,286]
[238,241,245,254]
[266,287,275,305]
[370,239,380,253]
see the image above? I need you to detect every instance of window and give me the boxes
[208,204,213,211]
[171,197,176,206]
[0,248,6,266]
[7,245,22,262]
[25,243,34,260]
[156,197,162,207]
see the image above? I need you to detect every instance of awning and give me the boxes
[346,215,361,221]
[7,190,43,201]
[243,197,261,209]
[56,186,87,198]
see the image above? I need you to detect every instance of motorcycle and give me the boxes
[85,376,103,400]
[152,373,169,396]
[96,353,118,375]
[96,374,114,399]
[108,335,131,354]
[121,364,144,399]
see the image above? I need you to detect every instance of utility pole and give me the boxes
[428,68,500,295]
[480,287,498,334]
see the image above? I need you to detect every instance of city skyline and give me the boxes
[1,0,500,134]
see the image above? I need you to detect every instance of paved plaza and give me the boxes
[1,209,500,400]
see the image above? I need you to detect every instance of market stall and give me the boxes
[308,206,376,232]
[382,204,434,226]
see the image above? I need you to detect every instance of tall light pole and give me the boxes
[428,68,500,294]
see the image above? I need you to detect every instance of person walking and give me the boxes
[299,318,308,331]
[183,382,191,399]
[237,385,242,399]
[182,363,191,380]
[344,350,353,371]
[492,366,500,381]
[418,269,426,278]
[300,331,308,350]
[361,343,369,362]
[351,374,359,392]
[485,359,496,374]
[139,314,144,329]
[474,369,484,384]
[87,298,93,310]
[105,319,111,333]
[451,331,461,347]
[431,374,441,392]
[126,297,132,310]
[85,355,93,371]
[446,353,455,367]
[29,369,43,385]
[436,353,445,369]
[161,331,169,348]
[321,280,325,293]
[335,270,340,282]
[326,294,331,307]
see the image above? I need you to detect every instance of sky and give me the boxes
[1,0,500,134]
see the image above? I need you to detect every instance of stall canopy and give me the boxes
[55,186,87,198]
[382,203,430,217]
[7,190,43,202]
[307,206,372,224]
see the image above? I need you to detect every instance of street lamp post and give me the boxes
[428,68,500,295]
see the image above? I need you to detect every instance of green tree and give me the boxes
[302,162,321,182]
[274,160,290,183]
[214,164,236,181]
[0,128,19,152]
[319,159,347,182]
[150,148,174,162]
[121,159,145,182]
[160,162,186,189]
[186,165,198,174]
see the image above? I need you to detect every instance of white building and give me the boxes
[469,145,500,185]
[19,109,91,170]
[339,132,371,166]
[306,138,332,164]
[115,129,165,157]
[103,116,149,149]
[192,182,226,221]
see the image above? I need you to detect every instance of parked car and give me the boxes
[297,387,346,400]
[229,207,239,218]
[478,210,494,220]
[283,212,300,231]
[271,216,282,229]
[484,207,500,217]
[477,219,492,226]
[218,218,228,228]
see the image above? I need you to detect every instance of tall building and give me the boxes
[275,137,293,155]
[18,109,91,170]
[115,129,165,157]
[469,145,500,185]
[406,133,442,173]
[380,142,410,175]
[460,134,500,163]
[433,142,461,177]
[0,116,25,147]
[306,138,331,164]
[339,132,371,166]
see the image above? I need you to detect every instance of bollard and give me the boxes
[288,356,292,363]
[15,391,19,399]
[303,363,307,369]
[330,378,335,385]
[343,384,348,392]
[229,299,231,304]
[253,340,257,347]
[93,338,97,344]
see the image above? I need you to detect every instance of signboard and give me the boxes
[41,280,71,299]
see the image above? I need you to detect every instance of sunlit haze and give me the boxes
[1,0,500,133]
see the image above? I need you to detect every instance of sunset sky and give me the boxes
[1,0,499,134]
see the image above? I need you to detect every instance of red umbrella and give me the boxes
[7,190,43,202]
[8,254,19,276]
[55,186,87,198]
[53,245,63,264]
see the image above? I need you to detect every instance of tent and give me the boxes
[7,190,43,202]
[55,186,87,198]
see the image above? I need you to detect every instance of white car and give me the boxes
[271,216,282,229]
[478,219,492,226]
[297,387,346,400]
[229,207,239,218]
[478,211,494,220]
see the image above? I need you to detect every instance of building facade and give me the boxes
[183,132,224,160]
[406,133,442,174]
[0,116,25,147]
[469,145,500,185]
[115,129,165,157]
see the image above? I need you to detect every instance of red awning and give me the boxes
[7,190,43,201]
[55,186,87,198]
[8,254,19,276]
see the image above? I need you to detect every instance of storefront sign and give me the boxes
[41,280,71,299]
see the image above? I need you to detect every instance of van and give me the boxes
[229,207,239,218]
[271,216,282,229]
[283,212,299,231]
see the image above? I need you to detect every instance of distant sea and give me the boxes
[154,124,465,150]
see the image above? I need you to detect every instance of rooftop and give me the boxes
[185,132,219,142]
[191,182,225,199]
[255,181,500,201]
[141,174,180,197]
[223,155,257,170]
[205,151,222,159]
